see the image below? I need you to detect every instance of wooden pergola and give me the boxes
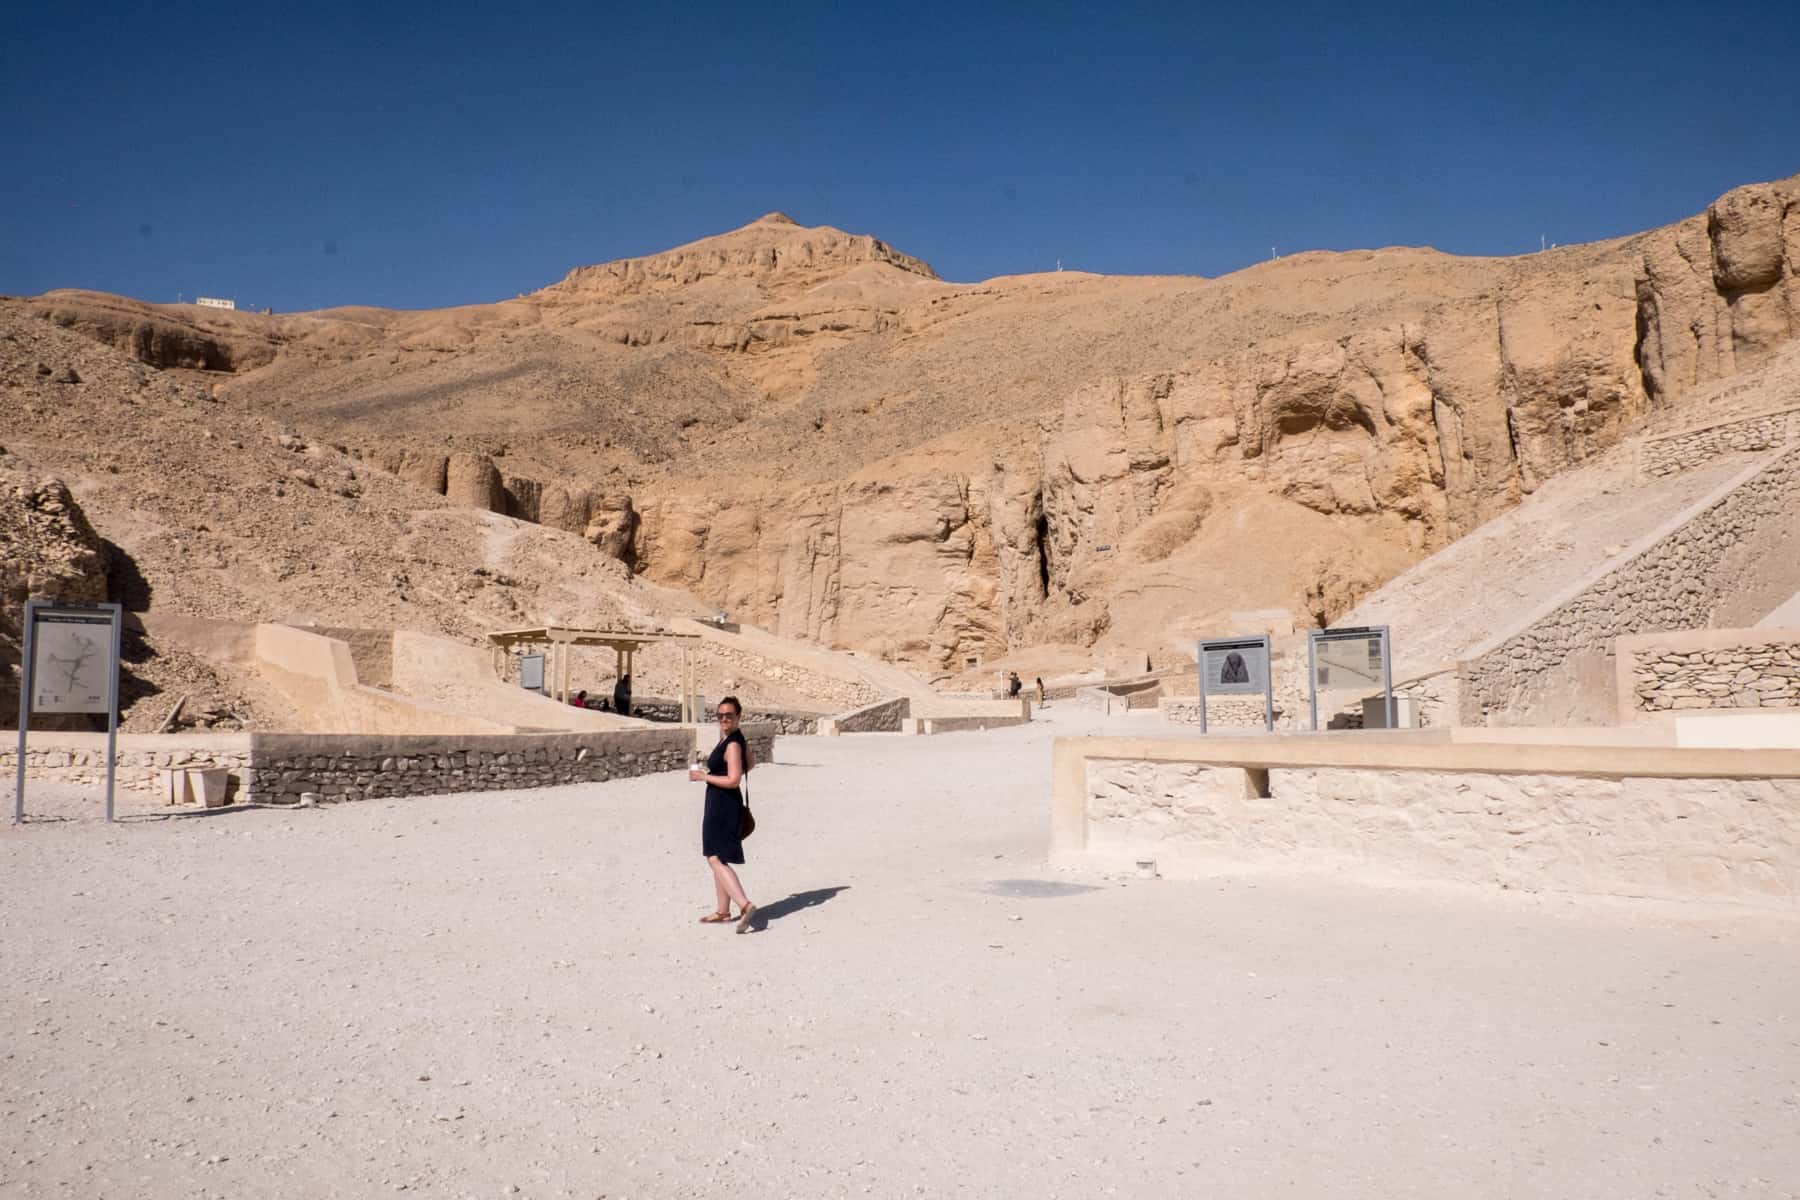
[486,625,703,721]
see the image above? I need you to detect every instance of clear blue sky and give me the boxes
[5,0,1796,312]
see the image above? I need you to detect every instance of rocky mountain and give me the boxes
[11,174,1799,680]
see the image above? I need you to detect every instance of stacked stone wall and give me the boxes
[1639,407,1797,479]
[243,731,691,804]
[1627,639,1800,713]
[1461,446,1800,724]
[3,729,697,807]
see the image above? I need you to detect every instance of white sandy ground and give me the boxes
[3,710,1799,1199]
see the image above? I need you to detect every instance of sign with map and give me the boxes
[29,608,118,714]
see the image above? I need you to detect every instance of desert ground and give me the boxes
[4,712,1797,1199]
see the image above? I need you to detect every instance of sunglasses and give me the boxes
[716,711,739,720]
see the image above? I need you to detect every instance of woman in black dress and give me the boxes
[692,695,756,933]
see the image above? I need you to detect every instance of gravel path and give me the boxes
[4,711,1798,1198]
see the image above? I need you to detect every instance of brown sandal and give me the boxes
[699,910,733,924]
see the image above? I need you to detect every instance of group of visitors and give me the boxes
[568,674,634,715]
[1006,671,1049,704]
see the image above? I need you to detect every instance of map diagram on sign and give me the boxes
[31,618,113,714]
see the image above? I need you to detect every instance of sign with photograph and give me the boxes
[1196,634,1274,733]
[1202,641,1268,696]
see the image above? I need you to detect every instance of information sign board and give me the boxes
[1307,625,1393,731]
[519,653,545,693]
[14,600,123,823]
[1196,635,1274,733]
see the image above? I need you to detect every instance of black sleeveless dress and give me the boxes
[701,729,747,864]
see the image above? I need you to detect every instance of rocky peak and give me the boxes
[541,214,940,297]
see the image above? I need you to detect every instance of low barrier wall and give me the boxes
[1050,734,1800,913]
[901,711,1032,735]
[1617,627,1800,720]
[5,726,715,808]
[3,734,254,795]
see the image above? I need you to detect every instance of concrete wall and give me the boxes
[3,733,254,797]
[254,624,515,735]
[1051,734,1800,913]
[819,695,911,734]
[1618,627,1800,719]
[1458,445,1800,725]
[1638,405,1798,479]
[314,627,396,689]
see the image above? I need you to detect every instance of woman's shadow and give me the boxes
[747,886,848,933]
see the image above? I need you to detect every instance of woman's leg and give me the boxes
[712,866,731,916]
[707,856,750,911]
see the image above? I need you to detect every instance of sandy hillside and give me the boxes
[0,309,901,728]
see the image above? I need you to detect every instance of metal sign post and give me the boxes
[1306,625,1394,731]
[1196,635,1273,734]
[14,600,124,823]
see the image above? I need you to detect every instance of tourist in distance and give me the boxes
[571,689,588,708]
[612,673,632,715]
[1007,671,1022,698]
[693,695,756,933]
[1035,676,1046,705]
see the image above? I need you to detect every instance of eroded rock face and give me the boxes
[1637,179,1799,399]
[1,474,111,726]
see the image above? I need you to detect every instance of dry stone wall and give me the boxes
[1460,446,1800,724]
[1639,407,1796,479]
[4,729,698,807]
[1627,638,1800,713]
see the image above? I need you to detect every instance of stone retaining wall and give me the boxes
[243,729,692,804]
[1460,445,1800,725]
[1639,407,1797,479]
[4,728,703,807]
[1618,629,1800,718]
[1159,696,1274,729]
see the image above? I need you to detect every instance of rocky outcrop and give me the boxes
[1635,179,1800,406]
[25,293,273,371]
[540,213,939,298]
[1,474,111,726]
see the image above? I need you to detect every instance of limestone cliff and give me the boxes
[17,176,1800,678]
